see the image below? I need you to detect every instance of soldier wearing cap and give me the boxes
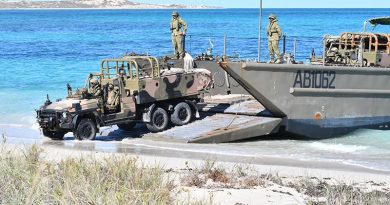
[267,13,282,64]
[170,11,188,59]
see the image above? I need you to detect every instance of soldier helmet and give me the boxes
[172,11,179,17]
[269,14,276,19]
[90,78,98,85]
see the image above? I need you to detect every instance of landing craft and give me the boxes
[215,17,390,140]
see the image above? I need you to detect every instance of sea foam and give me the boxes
[308,142,368,153]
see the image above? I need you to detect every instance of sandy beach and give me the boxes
[2,131,390,205]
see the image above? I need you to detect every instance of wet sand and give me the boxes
[3,124,390,177]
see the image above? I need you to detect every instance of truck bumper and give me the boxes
[36,110,73,130]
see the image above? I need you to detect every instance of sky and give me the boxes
[133,0,390,8]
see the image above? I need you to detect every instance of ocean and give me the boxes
[0,8,390,171]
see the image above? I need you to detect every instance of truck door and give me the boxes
[102,60,137,124]
[117,60,137,119]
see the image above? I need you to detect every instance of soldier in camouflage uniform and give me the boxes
[106,84,120,111]
[267,14,282,64]
[170,11,187,59]
[89,78,101,97]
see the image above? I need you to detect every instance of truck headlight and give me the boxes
[60,112,69,123]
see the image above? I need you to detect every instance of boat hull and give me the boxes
[221,61,390,138]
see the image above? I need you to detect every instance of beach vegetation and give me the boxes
[0,145,389,205]
[181,159,266,189]
[0,145,174,204]
[283,176,390,205]
[1,131,6,143]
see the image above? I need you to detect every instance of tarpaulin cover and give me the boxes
[369,17,390,26]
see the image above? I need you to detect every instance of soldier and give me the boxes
[106,84,120,111]
[170,11,187,59]
[267,13,282,64]
[89,78,101,97]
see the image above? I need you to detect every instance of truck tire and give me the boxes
[75,118,97,140]
[117,122,136,131]
[146,107,169,133]
[171,102,192,126]
[42,129,65,140]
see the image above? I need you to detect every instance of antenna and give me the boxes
[257,0,263,62]
[209,37,214,49]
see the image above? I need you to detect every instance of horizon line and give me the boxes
[224,7,389,9]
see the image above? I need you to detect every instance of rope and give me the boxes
[188,34,322,41]
[224,94,244,130]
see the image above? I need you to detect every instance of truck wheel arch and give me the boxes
[185,100,200,119]
[73,112,101,129]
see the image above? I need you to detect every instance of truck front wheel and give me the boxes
[42,129,65,140]
[75,118,97,140]
[146,107,169,133]
[171,102,192,126]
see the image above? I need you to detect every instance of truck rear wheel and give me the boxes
[42,129,65,140]
[117,122,136,131]
[75,118,97,140]
[171,102,192,126]
[146,107,169,133]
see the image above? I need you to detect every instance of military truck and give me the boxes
[36,56,212,140]
[311,17,390,67]
[314,32,390,67]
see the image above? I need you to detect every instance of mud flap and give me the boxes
[142,104,156,123]
[186,100,200,118]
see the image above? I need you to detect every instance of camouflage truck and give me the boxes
[36,56,212,140]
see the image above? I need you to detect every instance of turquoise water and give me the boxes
[0,9,390,171]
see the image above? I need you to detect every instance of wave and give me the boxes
[30,123,40,130]
[0,123,23,128]
[0,123,40,131]
[308,142,368,153]
[341,160,390,172]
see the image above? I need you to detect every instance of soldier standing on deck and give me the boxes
[267,14,282,64]
[170,11,187,59]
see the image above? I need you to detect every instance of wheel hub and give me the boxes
[178,108,188,121]
[154,113,164,128]
[80,124,92,138]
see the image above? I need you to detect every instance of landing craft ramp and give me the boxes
[144,96,283,143]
